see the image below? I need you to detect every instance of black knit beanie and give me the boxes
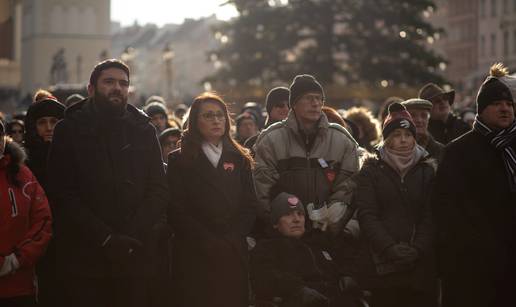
[476,78,513,114]
[265,87,290,114]
[27,98,65,122]
[143,102,168,118]
[270,192,305,224]
[289,74,325,108]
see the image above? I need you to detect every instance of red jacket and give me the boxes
[0,141,52,298]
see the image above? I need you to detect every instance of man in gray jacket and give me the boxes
[253,74,359,236]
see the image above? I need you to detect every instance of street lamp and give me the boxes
[162,44,175,101]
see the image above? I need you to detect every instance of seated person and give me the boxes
[251,192,361,307]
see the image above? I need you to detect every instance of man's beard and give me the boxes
[94,89,127,118]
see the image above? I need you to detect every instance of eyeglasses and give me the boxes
[200,111,225,122]
[11,130,23,134]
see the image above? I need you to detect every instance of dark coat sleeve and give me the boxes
[47,120,112,246]
[356,165,397,254]
[233,163,257,237]
[128,127,168,237]
[431,145,471,248]
[250,241,304,299]
[412,166,435,255]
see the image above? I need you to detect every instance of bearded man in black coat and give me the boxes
[433,63,516,307]
[47,59,169,307]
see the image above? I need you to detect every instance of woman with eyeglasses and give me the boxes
[6,120,25,145]
[166,92,257,307]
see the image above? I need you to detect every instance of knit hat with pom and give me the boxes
[476,63,516,114]
[382,102,417,139]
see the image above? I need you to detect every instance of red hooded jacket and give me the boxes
[0,141,52,298]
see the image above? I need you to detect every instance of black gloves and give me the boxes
[103,234,143,262]
[298,286,329,307]
[384,243,419,264]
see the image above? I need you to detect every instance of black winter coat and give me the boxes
[428,113,471,144]
[167,142,257,307]
[355,154,436,291]
[47,98,169,277]
[251,235,341,302]
[432,130,516,306]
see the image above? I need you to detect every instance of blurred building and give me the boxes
[0,0,22,90]
[429,0,516,97]
[111,16,221,105]
[20,0,111,95]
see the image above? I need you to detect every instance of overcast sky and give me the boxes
[111,0,238,26]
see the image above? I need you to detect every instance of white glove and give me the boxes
[307,203,329,231]
[0,254,19,277]
[327,202,347,224]
[306,203,329,222]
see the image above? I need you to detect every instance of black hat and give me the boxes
[64,93,85,107]
[27,98,65,122]
[265,87,290,114]
[382,103,417,139]
[143,102,168,118]
[159,127,181,143]
[476,63,516,114]
[289,74,325,108]
[270,192,305,224]
[418,83,455,105]
[235,113,257,128]
[145,95,166,106]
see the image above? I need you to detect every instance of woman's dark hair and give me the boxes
[180,92,254,168]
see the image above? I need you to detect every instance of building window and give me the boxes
[504,0,509,13]
[481,0,486,17]
[491,33,497,56]
[504,31,509,56]
[481,35,486,56]
[492,0,498,17]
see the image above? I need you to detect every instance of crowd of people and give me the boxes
[0,58,515,307]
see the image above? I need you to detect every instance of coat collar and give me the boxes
[65,97,150,136]
[284,111,330,149]
[191,138,242,201]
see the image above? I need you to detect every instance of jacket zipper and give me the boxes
[307,244,325,280]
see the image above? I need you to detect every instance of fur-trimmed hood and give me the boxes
[3,140,27,166]
[360,147,438,173]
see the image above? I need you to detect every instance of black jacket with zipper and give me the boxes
[354,153,436,290]
[250,234,341,302]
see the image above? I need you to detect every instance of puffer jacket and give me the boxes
[0,141,52,298]
[254,112,359,213]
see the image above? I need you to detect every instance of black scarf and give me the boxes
[473,116,516,192]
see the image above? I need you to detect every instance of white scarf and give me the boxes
[202,141,223,168]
